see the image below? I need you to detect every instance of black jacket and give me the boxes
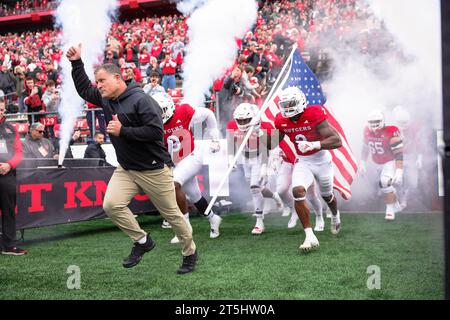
[247,52,270,75]
[84,142,106,160]
[71,59,173,170]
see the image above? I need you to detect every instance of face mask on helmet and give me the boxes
[367,110,385,132]
[236,118,252,131]
[368,120,383,131]
[233,103,258,131]
[279,87,307,118]
[152,92,174,123]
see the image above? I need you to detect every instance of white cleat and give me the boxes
[395,200,406,212]
[330,211,341,235]
[385,211,395,221]
[314,215,325,232]
[272,192,284,211]
[161,220,172,229]
[209,214,222,239]
[287,213,299,229]
[299,234,320,252]
[251,219,265,235]
[281,206,291,217]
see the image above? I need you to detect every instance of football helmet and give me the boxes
[152,92,175,123]
[392,105,410,131]
[278,86,307,118]
[367,109,385,132]
[233,103,259,131]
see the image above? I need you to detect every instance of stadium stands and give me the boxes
[0,0,387,139]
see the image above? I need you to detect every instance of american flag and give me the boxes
[261,49,357,200]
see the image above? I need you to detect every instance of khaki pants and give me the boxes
[103,165,196,256]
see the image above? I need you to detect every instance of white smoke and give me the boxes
[54,0,117,165]
[317,0,442,209]
[323,0,441,154]
[177,0,258,108]
[176,0,209,15]
[368,0,442,127]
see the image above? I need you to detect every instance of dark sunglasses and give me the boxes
[35,130,45,133]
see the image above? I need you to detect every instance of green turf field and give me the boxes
[0,212,444,300]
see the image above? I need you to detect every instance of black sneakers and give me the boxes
[122,235,156,268]
[177,250,198,274]
[1,246,28,256]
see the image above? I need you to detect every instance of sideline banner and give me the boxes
[16,167,157,230]
[14,166,212,230]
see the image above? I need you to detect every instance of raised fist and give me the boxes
[66,43,82,61]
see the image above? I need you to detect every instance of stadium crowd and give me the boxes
[0,0,388,139]
[0,0,56,17]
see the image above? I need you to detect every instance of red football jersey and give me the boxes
[226,121,273,157]
[274,105,327,156]
[163,103,195,163]
[363,125,401,164]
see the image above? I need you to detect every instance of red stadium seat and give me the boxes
[10,122,30,134]
[39,116,58,127]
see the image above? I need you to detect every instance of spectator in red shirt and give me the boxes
[160,53,177,91]
[23,77,45,124]
[123,37,139,67]
[150,38,163,60]
[139,46,151,75]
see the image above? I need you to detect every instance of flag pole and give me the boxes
[203,44,298,217]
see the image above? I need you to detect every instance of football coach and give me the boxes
[66,44,197,274]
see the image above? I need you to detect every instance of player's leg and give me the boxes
[243,159,265,235]
[292,162,319,251]
[276,162,295,219]
[261,174,283,212]
[311,155,340,234]
[173,153,203,216]
[168,155,200,243]
[184,177,223,239]
[307,181,324,232]
[269,173,284,211]
[380,161,398,220]
[397,159,416,210]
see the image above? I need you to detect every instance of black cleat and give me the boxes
[122,235,156,268]
[177,250,198,274]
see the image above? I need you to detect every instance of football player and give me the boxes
[226,102,273,235]
[263,86,343,252]
[392,105,423,210]
[152,92,223,243]
[360,109,404,220]
[259,150,285,215]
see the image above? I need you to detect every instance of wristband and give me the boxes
[312,141,321,150]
